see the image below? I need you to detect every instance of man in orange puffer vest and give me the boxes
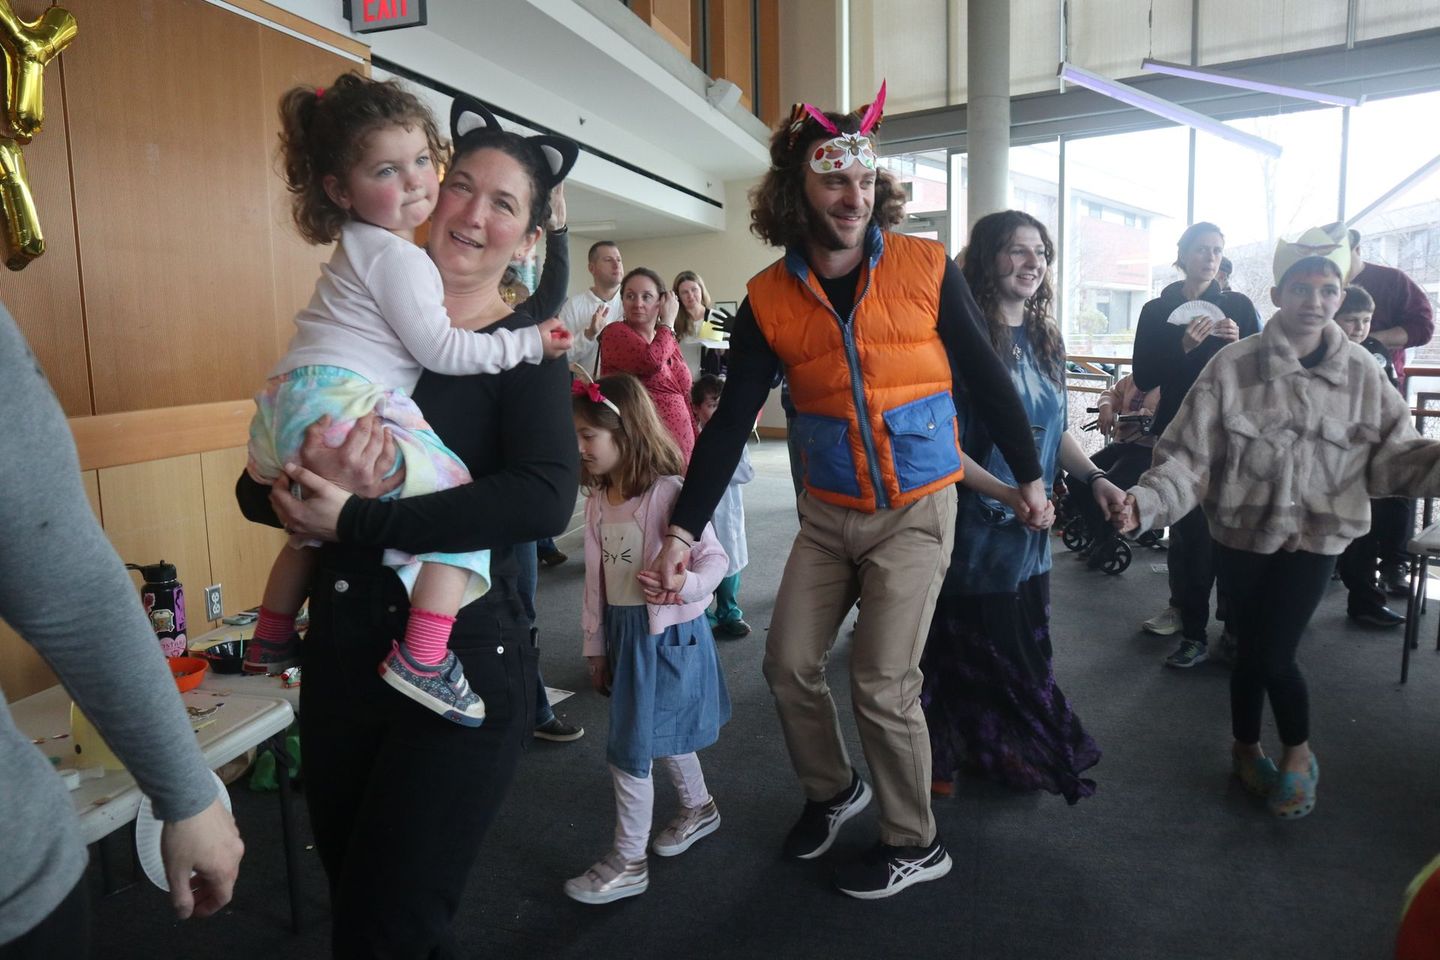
[649,88,1046,899]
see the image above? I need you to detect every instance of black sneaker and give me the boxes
[781,772,872,860]
[833,839,953,900]
[533,715,585,741]
[1348,605,1406,628]
[1381,565,1410,599]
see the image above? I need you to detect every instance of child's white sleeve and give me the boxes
[369,241,543,375]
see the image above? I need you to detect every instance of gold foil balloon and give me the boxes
[0,136,41,268]
[0,2,77,142]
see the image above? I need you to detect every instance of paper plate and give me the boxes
[1165,299,1226,326]
[134,770,233,891]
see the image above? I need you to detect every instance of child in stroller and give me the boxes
[1059,374,1162,573]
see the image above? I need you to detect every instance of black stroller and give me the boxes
[1057,408,1163,575]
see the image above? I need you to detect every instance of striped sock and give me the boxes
[403,608,456,667]
[254,606,296,646]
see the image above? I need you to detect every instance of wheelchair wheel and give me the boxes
[1061,516,1091,552]
[1097,538,1132,575]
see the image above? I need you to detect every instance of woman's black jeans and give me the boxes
[1215,543,1336,747]
[300,554,538,960]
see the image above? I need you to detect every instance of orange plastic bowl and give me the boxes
[168,656,209,693]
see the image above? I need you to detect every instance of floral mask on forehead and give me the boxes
[790,81,887,174]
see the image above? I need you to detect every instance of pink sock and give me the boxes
[403,608,456,666]
[254,606,296,645]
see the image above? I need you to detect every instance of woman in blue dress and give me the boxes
[922,210,1120,804]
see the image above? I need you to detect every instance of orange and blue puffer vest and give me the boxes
[748,226,963,513]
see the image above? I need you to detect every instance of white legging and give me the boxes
[610,753,710,860]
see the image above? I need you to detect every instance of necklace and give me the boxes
[1012,342,1023,362]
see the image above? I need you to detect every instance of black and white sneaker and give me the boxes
[833,839,953,900]
[781,771,872,860]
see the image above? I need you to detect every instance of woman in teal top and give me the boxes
[922,210,1121,803]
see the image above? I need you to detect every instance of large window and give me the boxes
[1347,90,1440,365]
[1062,127,1190,352]
[1192,108,1345,313]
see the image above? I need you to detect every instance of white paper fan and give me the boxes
[1165,299,1226,326]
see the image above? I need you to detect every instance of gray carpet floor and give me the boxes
[90,439,1440,959]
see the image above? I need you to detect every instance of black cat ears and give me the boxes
[449,94,579,188]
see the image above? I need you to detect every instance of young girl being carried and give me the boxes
[243,73,574,726]
[566,373,732,904]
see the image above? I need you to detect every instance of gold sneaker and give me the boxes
[563,851,649,905]
[651,799,721,857]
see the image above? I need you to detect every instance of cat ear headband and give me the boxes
[449,94,580,188]
[786,80,886,174]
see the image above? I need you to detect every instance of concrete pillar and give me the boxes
[966,0,1010,232]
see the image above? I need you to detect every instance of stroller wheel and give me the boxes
[1098,538,1132,575]
[1061,516,1091,552]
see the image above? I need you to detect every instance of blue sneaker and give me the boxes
[379,642,486,727]
[1164,639,1208,669]
[1269,755,1320,819]
[1232,752,1279,798]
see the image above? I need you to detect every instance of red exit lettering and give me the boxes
[364,0,408,22]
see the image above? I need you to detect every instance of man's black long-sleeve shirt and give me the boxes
[670,253,1041,536]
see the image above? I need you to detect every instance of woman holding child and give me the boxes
[236,87,580,957]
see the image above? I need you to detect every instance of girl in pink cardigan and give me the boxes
[565,373,732,905]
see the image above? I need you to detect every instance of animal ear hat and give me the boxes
[449,94,579,187]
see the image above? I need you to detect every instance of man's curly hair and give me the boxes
[749,108,905,250]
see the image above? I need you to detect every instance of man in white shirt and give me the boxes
[559,240,624,372]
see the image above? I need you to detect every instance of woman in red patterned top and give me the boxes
[599,267,696,462]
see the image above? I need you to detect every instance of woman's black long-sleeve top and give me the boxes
[1131,279,1258,438]
[235,310,580,632]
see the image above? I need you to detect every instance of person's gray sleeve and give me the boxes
[0,305,216,822]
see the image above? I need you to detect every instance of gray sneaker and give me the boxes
[563,851,649,904]
[1164,639,1209,669]
[378,642,486,727]
[651,799,720,857]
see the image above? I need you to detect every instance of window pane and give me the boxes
[880,149,950,247]
[1348,92,1440,367]
[1068,0,1192,79]
[1062,127,1191,354]
[850,0,948,112]
[1192,108,1344,315]
[1199,0,1348,61]
[1359,0,1440,41]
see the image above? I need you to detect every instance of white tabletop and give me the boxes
[1408,522,1440,557]
[14,685,293,845]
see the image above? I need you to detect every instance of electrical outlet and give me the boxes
[203,584,223,622]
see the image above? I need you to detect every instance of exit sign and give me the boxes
[344,0,426,33]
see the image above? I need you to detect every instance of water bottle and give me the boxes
[127,561,187,657]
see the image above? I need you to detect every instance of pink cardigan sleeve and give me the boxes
[581,494,606,657]
[677,520,728,604]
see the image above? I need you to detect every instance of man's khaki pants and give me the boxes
[762,487,956,847]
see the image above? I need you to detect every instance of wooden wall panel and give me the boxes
[631,0,692,59]
[0,0,90,416]
[260,29,361,363]
[200,446,286,618]
[98,455,213,627]
[65,0,277,414]
[0,471,102,700]
[709,0,754,111]
[756,0,780,127]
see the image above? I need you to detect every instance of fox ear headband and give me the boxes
[449,95,579,188]
[786,80,886,174]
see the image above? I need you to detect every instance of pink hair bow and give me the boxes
[572,379,621,417]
